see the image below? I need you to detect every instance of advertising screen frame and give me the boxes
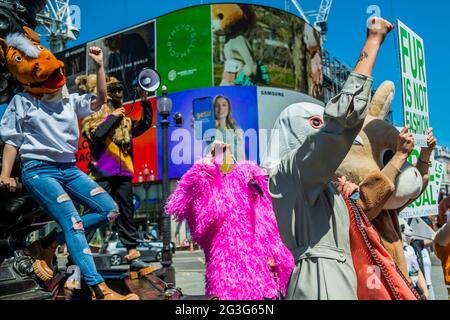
[55,3,323,182]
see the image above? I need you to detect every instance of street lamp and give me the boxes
[156,85,175,284]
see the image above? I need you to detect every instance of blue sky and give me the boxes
[30,1,450,147]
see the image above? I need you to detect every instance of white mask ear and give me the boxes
[353,134,364,146]
[369,81,395,120]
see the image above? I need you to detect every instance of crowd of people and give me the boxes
[0,16,448,301]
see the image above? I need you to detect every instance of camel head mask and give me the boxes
[337,81,423,209]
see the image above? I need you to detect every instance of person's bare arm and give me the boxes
[279,17,394,205]
[417,270,429,300]
[348,17,392,118]
[391,127,414,169]
[367,128,414,214]
[88,47,107,111]
[433,196,450,250]
[398,129,437,212]
[0,144,18,192]
[437,196,450,227]
[354,17,394,78]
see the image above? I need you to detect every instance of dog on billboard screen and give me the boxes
[212,4,269,86]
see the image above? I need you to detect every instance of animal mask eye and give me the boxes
[353,135,364,146]
[15,56,22,63]
[309,116,324,129]
[218,13,224,20]
[381,149,395,167]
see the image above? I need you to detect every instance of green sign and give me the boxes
[398,20,430,148]
[156,6,213,95]
[400,148,444,219]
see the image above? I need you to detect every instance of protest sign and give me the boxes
[400,148,444,218]
[398,20,429,147]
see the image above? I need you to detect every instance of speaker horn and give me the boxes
[136,68,161,93]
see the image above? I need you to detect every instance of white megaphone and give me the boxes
[136,68,161,93]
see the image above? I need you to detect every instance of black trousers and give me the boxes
[97,176,138,249]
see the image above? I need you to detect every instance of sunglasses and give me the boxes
[109,87,123,94]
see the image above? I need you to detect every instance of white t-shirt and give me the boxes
[421,248,433,286]
[1,90,95,163]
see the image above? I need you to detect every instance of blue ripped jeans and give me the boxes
[21,160,120,286]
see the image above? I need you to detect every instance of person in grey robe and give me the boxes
[261,17,394,300]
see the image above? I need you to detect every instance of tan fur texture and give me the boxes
[75,74,98,94]
[338,115,399,184]
[79,74,132,147]
[337,81,398,184]
[356,172,394,220]
[212,4,255,35]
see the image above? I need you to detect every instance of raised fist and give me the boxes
[89,47,104,67]
[367,17,394,45]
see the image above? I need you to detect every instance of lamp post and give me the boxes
[156,85,175,284]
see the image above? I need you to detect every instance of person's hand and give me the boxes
[205,141,230,164]
[88,47,104,68]
[396,126,415,159]
[0,176,9,190]
[367,17,394,45]
[0,176,17,192]
[137,87,148,101]
[421,128,437,156]
[268,258,277,268]
[210,141,230,157]
[111,107,125,117]
[337,176,359,198]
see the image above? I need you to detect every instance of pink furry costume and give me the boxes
[166,160,294,300]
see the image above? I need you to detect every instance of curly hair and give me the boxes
[78,74,133,148]
[81,103,133,148]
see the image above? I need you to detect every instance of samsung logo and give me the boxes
[260,90,284,97]
[64,47,85,58]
